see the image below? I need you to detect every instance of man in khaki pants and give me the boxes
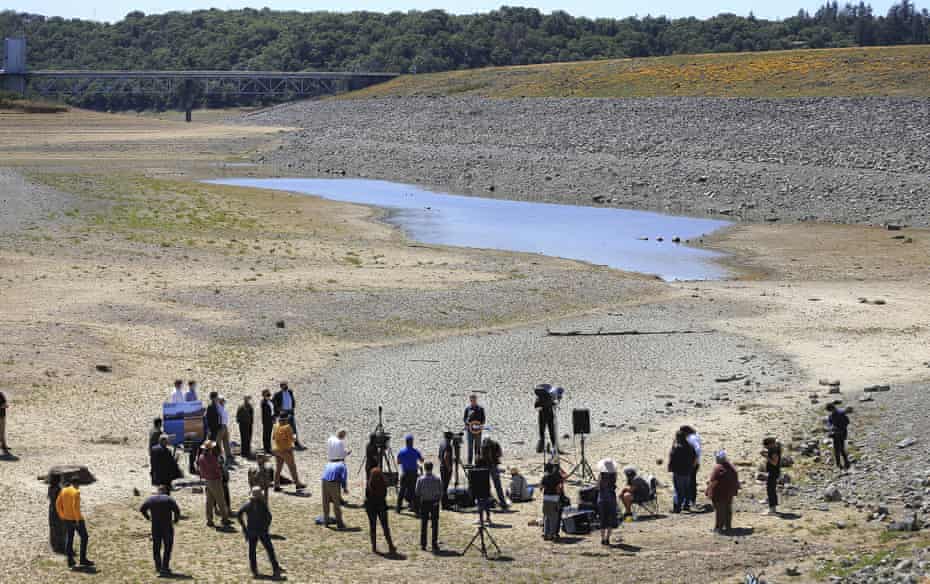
[197,440,231,527]
[272,414,306,492]
[320,460,348,529]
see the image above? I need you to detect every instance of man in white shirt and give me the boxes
[217,396,233,465]
[168,380,185,403]
[327,430,350,461]
[681,425,702,509]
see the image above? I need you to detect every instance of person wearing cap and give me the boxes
[260,389,274,454]
[197,440,231,527]
[184,380,199,402]
[151,433,182,490]
[320,458,349,528]
[139,485,181,576]
[168,380,185,403]
[395,434,423,514]
[236,396,254,459]
[272,382,304,450]
[706,450,740,534]
[272,413,306,492]
[237,487,282,579]
[56,479,94,569]
[597,459,620,545]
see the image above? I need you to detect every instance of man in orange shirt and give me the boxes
[55,479,94,569]
[272,413,306,492]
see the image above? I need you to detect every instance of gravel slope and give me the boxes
[246,96,930,227]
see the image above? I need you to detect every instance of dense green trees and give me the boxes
[2,3,928,109]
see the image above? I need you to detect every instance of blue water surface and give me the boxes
[208,178,731,281]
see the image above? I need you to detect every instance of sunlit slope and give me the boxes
[342,45,930,98]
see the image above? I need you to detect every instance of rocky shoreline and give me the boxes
[244,96,930,228]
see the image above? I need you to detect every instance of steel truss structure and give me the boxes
[4,70,397,98]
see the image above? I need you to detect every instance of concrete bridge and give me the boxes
[1,38,398,119]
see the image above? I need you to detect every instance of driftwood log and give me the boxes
[546,329,715,337]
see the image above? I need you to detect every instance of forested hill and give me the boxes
[2,3,929,75]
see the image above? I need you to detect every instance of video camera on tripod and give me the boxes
[534,384,564,409]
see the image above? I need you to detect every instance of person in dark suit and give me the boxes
[462,394,485,465]
[151,434,183,490]
[205,391,221,441]
[272,382,303,450]
[236,396,254,459]
[260,390,274,454]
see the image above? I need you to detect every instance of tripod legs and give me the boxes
[568,435,596,483]
[463,515,501,559]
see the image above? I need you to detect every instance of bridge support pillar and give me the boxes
[180,79,194,122]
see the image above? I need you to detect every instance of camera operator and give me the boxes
[534,384,559,454]
[396,434,423,515]
[365,433,380,480]
[463,395,486,465]
[479,436,509,510]
[438,432,455,509]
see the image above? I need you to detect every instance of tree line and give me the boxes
[1,2,928,109]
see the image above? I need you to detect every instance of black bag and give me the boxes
[561,509,594,535]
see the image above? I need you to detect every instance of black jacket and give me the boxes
[261,399,274,427]
[236,404,254,428]
[668,442,696,475]
[272,389,295,414]
[463,404,485,425]
[205,403,221,438]
[151,444,182,486]
[237,498,273,536]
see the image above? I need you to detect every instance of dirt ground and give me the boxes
[1,108,928,584]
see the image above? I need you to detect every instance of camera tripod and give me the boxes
[358,406,397,488]
[463,504,501,559]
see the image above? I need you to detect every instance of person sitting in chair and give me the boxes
[507,467,533,502]
[620,466,651,520]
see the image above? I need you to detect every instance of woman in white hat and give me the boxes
[596,458,620,545]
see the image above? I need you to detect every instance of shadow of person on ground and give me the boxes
[775,512,802,520]
[158,571,194,580]
[722,527,754,537]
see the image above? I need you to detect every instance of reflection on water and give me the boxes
[209,178,731,281]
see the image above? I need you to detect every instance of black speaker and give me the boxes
[572,408,591,435]
[468,467,491,500]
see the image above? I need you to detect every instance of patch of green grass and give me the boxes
[814,549,897,579]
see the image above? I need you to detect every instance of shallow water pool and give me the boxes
[208,178,731,281]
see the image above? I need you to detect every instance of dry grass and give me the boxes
[344,45,930,99]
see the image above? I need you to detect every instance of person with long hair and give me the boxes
[365,467,397,555]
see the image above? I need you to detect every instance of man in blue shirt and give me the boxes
[396,434,423,515]
[321,461,348,529]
